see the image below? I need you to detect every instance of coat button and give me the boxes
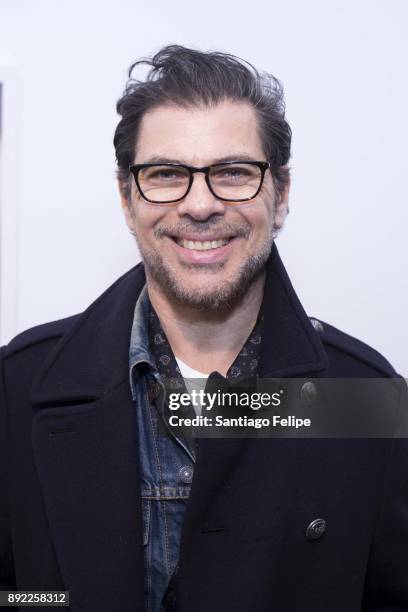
[300,381,317,405]
[306,518,326,541]
[179,465,193,484]
[310,318,324,332]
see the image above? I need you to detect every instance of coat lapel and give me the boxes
[30,263,147,612]
[258,244,328,377]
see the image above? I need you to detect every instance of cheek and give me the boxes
[132,201,166,234]
[241,204,274,240]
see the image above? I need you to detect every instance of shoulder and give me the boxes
[2,314,81,361]
[308,317,398,377]
[2,262,146,362]
[0,315,82,398]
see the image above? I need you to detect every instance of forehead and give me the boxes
[133,99,265,165]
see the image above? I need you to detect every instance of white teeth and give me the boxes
[177,238,230,250]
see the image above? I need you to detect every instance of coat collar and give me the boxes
[30,244,327,407]
[258,243,328,377]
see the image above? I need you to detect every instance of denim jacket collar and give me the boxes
[129,284,157,400]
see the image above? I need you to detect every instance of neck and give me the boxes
[146,271,266,376]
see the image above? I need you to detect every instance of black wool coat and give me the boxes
[1,244,407,612]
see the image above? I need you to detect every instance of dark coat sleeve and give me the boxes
[0,345,17,592]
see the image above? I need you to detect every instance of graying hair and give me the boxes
[114,44,291,199]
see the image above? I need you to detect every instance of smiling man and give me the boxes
[123,101,283,307]
[1,45,407,612]
[119,98,287,376]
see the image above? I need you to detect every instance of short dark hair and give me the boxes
[114,44,291,199]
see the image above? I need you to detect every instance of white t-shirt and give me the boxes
[175,356,208,416]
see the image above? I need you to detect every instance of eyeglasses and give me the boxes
[129,160,271,204]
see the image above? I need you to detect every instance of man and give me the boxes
[0,45,407,612]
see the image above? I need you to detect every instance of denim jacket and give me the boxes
[129,286,195,612]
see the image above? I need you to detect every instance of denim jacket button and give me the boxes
[179,465,193,484]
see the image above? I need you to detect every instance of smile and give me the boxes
[176,238,230,251]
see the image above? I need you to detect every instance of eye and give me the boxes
[210,164,258,184]
[146,168,188,182]
[214,167,251,178]
[154,170,182,179]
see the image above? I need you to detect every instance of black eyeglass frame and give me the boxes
[128,160,271,204]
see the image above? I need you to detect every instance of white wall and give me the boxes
[0,0,406,375]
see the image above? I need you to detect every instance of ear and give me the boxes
[274,179,290,231]
[118,179,136,233]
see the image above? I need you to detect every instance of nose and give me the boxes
[176,172,226,221]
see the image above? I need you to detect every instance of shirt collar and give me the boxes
[129,284,157,400]
[129,280,265,399]
[148,304,264,382]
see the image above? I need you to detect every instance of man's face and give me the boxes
[120,99,289,309]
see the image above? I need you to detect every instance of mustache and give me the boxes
[154,220,251,240]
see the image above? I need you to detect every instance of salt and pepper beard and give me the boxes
[131,218,276,311]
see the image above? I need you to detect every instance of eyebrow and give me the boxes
[139,153,259,165]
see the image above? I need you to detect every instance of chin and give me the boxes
[143,244,271,310]
[159,270,262,311]
[169,287,241,311]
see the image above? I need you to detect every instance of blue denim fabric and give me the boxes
[129,286,195,612]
